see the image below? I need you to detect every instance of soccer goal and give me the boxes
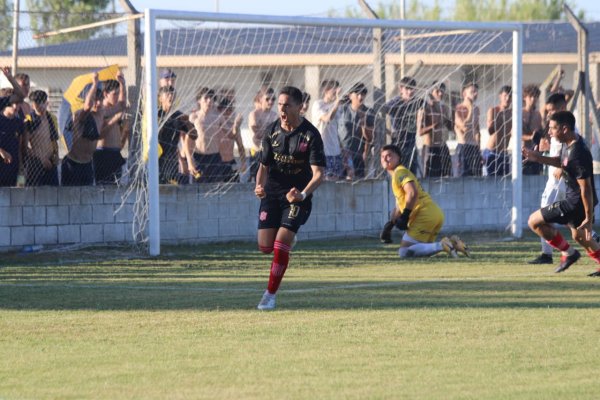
[132,9,523,255]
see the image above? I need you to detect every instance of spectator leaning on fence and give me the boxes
[188,87,226,183]
[23,89,59,186]
[484,85,512,177]
[93,71,127,185]
[454,82,483,177]
[61,73,102,186]
[0,67,26,187]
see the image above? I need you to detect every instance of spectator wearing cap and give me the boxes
[454,82,483,176]
[159,68,177,89]
[381,76,424,175]
[0,66,26,186]
[337,82,374,179]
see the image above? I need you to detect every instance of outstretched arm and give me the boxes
[1,66,25,103]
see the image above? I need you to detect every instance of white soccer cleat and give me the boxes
[440,237,458,258]
[257,291,276,311]
[450,235,470,257]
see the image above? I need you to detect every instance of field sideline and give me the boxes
[1,234,600,399]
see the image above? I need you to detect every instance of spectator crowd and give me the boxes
[0,65,585,188]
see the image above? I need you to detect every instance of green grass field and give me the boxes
[2,234,600,399]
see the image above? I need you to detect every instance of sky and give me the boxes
[125,0,600,21]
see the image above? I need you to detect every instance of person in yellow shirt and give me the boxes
[380,144,470,258]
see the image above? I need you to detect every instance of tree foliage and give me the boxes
[1,0,13,51]
[329,0,584,21]
[26,0,112,45]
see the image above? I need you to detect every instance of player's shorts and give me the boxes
[258,193,312,233]
[61,156,94,186]
[540,199,587,228]
[407,201,444,243]
[93,148,125,184]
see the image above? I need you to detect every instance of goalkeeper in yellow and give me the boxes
[380,144,470,258]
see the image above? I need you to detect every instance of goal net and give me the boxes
[128,11,522,254]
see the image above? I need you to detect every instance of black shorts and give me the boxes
[61,157,94,186]
[258,194,312,233]
[540,199,587,228]
[93,148,125,184]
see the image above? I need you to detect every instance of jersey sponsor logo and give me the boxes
[259,211,268,221]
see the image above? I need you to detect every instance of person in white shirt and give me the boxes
[311,79,345,180]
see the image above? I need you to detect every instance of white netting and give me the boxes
[122,17,517,250]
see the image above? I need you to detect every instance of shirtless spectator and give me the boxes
[61,72,102,186]
[187,87,225,183]
[247,87,277,180]
[419,81,453,177]
[218,88,246,182]
[93,72,127,184]
[312,79,344,181]
[14,72,32,118]
[23,90,59,186]
[522,84,544,175]
[484,85,512,177]
[454,82,482,176]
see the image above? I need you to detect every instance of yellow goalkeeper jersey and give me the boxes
[391,165,434,213]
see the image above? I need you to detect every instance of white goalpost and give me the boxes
[139,9,523,256]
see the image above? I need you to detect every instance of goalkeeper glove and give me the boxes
[394,208,412,230]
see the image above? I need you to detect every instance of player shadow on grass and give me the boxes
[2,280,600,310]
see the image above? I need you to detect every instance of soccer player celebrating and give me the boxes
[523,111,600,275]
[381,144,469,259]
[254,86,326,310]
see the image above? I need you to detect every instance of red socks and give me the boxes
[267,240,291,294]
[587,249,600,264]
[547,232,570,252]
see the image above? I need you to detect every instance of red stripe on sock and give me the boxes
[267,240,290,294]
[547,232,570,252]
[587,249,600,264]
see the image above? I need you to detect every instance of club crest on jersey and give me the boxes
[259,211,268,221]
[298,141,308,152]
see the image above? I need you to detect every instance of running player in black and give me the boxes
[523,110,600,275]
[254,86,326,310]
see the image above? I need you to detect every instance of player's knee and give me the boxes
[528,213,540,230]
[398,247,414,258]
[258,245,273,254]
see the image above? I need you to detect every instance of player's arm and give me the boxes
[183,126,198,176]
[473,107,481,143]
[395,180,419,230]
[576,177,595,239]
[286,165,324,203]
[232,114,246,168]
[522,147,560,167]
[254,163,268,198]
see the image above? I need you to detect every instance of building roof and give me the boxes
[3,20,600,58]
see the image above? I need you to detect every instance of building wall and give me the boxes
[1,175,585,253]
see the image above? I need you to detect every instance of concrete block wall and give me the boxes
[1,175,597,252]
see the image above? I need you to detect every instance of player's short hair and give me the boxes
[302,91,311,104]
[29,90,48,104]
[320,79,339,93]
[103,79,120,94]
[196,87,215,101]
[348,82,368,95]
[546,92,566,107]
[279,86,303,105]
[381,144,402,158]
[523,84,540,98]
[399,76,417,89]
[550,110,576,131]
[498,85,512,96]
